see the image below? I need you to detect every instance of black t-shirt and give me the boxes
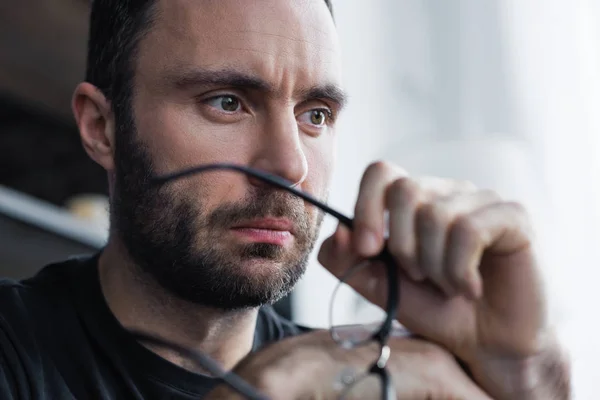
[0,254,307,399]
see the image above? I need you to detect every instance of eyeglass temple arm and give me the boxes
[131,330,270,400]
[367,361,394,400]
[374,249,400,341]
[154,163,400,338]
[151,163,354,228]
[153,163,401,397]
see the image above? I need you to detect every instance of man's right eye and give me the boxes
[205,95,242,113]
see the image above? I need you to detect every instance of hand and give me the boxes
[205,329,491,400]
[318,161,570,399]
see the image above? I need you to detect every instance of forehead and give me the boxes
[136,0,341,90]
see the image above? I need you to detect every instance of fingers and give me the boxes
[383,338,494,400]
[445,201,534,299]
[394,189,534,300]
[353,161,407,256]
[415,190,502,297]
[236,330,492,400]
[323,160,535,302]
[319,228,389,307]
[385,177,478,282]
[318,223,359,279]
[385,178,424,281]
[372,170,533,300]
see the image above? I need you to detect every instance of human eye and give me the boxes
[204,94,242,113]
[297,108,333,129]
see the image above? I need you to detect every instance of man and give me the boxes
[0,0,570,399]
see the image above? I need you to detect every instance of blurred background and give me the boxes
[1,0,599,398]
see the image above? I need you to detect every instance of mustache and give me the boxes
[206,188,313,232]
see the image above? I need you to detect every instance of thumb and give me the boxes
[318,224,389,310]
[318,223,359,278]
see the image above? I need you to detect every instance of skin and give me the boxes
[74,0,342,371]
[207,330,493,400]
[318,164,570,399]
[72,0,569,398]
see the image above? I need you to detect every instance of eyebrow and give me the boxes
[169,68,272,92]
[299,84,347,110]
[165,67,348,110]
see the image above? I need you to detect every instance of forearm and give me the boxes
[468,341,571,400]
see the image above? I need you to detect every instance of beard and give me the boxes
[110,125,324,310]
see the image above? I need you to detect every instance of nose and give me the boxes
[248,111,308,189]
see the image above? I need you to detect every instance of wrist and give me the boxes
[467,339,571,400]
[227,330,355,399]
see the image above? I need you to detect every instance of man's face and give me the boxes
[111,0,343,309]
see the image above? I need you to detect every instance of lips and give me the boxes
[231,218,294,234]
[230,218,295,246]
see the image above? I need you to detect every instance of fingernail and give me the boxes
[358,231,379,255]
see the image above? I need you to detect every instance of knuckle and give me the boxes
[254,369,280,395]
[388,177,420,204]
[366,160,394,176]
[254,366,296,398]
[352,219,373,236]
[430,200,453,222]
[458,179,478,191]
[505,201,534,232]
[365,160,408,180]
[505,200,528,216]
[479,188,502,202]
[450,215,479,240]
[417,202,449,230]
[387,183,420,216]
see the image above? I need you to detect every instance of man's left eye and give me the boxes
[204,95,242,112]
[299,109,331,127]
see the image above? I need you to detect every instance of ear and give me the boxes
[72,82,116,172]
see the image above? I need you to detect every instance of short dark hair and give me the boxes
[85,0,334,119]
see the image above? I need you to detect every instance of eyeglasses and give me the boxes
[131,163,400,400]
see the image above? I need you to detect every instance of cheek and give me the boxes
[303,135,336,199]
[134,99,256,173]
[133,100,258,207]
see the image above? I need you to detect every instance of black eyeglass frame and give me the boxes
[134,163,400,400]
